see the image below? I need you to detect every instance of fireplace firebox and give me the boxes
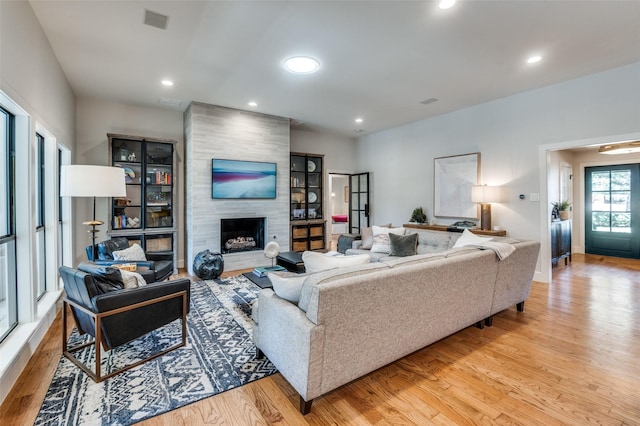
[220,218,266,254]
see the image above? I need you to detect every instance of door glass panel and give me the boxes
[592,212,610,231]
[611,192,630,211]
[611,213,631,233]
[611,170,631,191]
[359,176,368,192]
[591,192,608,211]
[591,172,610,191]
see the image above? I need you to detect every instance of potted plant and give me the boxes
[409,207,427,223]
[552,200,571,220]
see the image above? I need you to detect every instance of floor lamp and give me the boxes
[471,185,501,231]
[60,165,126,260]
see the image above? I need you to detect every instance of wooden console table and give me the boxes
[403,223,507,237]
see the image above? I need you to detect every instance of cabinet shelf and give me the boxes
[108,133,177,273]
[290,153,325,252]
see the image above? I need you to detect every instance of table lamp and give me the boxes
[60,165,126,259]
[471,185,501,230]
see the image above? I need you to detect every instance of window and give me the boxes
[0,106,17,342]
[36,132,46,298]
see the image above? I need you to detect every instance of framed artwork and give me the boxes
[434,152,480,218]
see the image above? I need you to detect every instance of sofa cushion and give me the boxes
[267,272,309,303]
[345,248,388,262]
[302,251,371,274]
[360,223,392,249]
[404,228,453,254]
[298,262,390,313]
[452,229,492,248]
[370,226,405,253]
[112,243,147,261]
[389,233,418,257]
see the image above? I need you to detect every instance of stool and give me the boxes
[337,233,361,254]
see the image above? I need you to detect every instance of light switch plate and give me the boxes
[530,193,540,202]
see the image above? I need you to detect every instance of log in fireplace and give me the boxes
[220,218,266,254]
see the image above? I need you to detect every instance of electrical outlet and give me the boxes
[530,193,540,202]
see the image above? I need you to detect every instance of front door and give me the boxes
[349,173,370,234]
[585,164,640,258]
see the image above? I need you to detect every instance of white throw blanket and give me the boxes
[475,241,516,260]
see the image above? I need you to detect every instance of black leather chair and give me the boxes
[59,262,191,382]
[86,237,174,282]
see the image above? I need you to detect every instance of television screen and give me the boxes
[212,159,277,199]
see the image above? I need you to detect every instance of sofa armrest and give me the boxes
[254,289,325,401]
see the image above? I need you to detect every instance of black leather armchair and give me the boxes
[86,237,174,282]
[59,262,191,382]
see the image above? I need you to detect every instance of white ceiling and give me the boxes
[29,1,640,138]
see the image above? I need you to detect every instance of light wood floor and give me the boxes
[1,254,639,425]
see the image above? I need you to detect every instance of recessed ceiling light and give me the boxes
[248,101,258,107]
[284,56,320,74]
[355,118,363,123]
[527,55,542,64]
[439,0,456,9]
[161,79,174,86]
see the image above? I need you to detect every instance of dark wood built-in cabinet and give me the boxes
[551,219,571,266]
[108,133,177,272]
[290,153,326,252]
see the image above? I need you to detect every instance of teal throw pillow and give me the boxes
[389,232,419,257]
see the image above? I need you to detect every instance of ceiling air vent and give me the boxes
[144,10,169,30]
[420,98,439,105]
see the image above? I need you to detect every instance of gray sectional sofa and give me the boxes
[252,229,540,414]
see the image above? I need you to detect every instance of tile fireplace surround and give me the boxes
[184,102,291,273]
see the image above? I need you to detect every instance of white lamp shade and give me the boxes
[471,185,501,203]
[60,165,126,198]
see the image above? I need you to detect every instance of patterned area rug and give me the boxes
[35,275,276,425]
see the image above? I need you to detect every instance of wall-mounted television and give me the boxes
[212,159,277,199]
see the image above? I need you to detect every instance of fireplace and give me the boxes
[220,218,266,254]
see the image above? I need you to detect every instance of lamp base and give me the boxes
[83,220,104,261]
[479,203,492,231]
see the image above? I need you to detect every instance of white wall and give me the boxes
[291,128,358,174]
[356,62,640,281]
[75,97,185,267]
[0,0,75,405]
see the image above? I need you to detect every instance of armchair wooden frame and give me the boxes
[62,290,188,382]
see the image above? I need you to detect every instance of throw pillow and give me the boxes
[452,229,493,248]
[112,243,147,261]
[360,223,392,250]
[370,226,405,254]
[119,269,147,289]
[267,272,309,303]
[302,251,371,273]
[389,232,419,257]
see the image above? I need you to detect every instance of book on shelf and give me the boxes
[252,265,286,277]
